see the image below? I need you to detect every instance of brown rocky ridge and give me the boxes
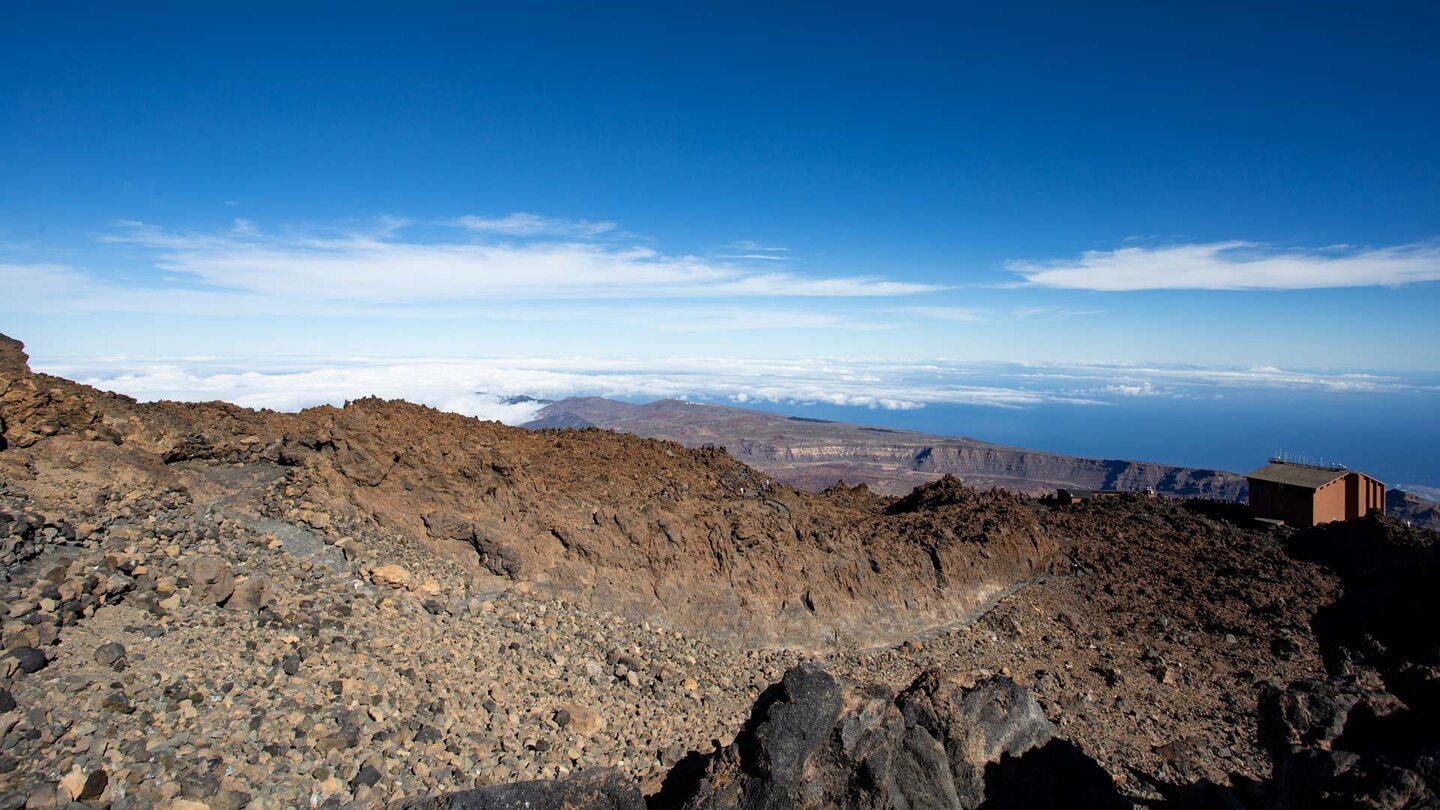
[526,396,1440,531]
[0,332,1436,808]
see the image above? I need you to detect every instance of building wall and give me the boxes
[1250,471,1386,527]
[1312,478,1347,524]
[1343,473,1386,519]
[1249,479,1315,527]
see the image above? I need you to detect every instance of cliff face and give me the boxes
[527,398,1248,499]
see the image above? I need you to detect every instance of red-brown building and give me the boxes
[1246,460,1386,527]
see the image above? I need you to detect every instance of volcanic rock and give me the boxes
[667,664,1124,810]
[186,554,235,604]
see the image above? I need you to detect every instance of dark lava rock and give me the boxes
[0,689,13,713]
[94,642,127,670]
[76,769,108,800]
[101,691,134,714]
[351,764,382,790]
[5,646,46,675]
[664,663,1123,810]
[395,767,642,809]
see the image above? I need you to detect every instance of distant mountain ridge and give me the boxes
[525,396,1440,531]
[525,396,1246,498]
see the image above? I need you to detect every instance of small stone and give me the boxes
[350,764,382,789]
[101,690,134,714]
[553,704,604,736]
[95,642,127,670]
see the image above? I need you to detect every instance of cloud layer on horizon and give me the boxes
[30,354,1417,428]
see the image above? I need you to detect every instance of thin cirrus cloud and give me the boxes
[897,305,1102,322]
[716,240,791,261]
[63,217,939,308]
[1010,241,1440,291]
[455,212,617,238]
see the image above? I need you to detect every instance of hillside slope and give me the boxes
[3,332,1436,808]
[1,335,1054,651]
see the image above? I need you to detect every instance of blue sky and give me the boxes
[3,2,1440,468]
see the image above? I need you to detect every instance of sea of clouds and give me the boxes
[31,355,1418,427]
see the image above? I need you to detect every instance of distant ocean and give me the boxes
[689,381,1440,490]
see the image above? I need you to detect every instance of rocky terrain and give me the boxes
[527,396,1440,532]
[1,332,1437,808]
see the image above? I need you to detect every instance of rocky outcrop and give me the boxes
[0,336,118,450]
[665,664,1124,810]
[0,334,28,377]
[1256,676,1439,809]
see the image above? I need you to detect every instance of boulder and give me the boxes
[229,575,274,612]
[667,664,1123,810]
[369,563,414,589]
[186,556,235,605]
[4,646,46,675]
[94,642,127,670]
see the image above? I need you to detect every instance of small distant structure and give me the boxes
[1246,458,1385,528]
[1054,487,1153,504]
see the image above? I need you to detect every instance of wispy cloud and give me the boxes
[896,305,1101,322]
[716,240,791,261]
[1010,241,1440,291]
[725,241,789,252]
[2,217,941,315]
[456,212,617,238]
[898,306,990,321]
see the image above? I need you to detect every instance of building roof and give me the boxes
[1245,462,1346,489]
